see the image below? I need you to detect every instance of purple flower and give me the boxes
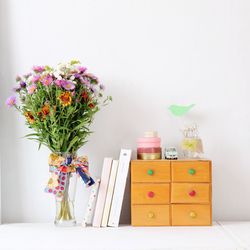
[78,66,87,73]
[62,80,75,90]
[32,75,40,83]
[27,83,37,94]
[20,81,26,88]
[6,96,16,107]
[42,75,53,86]
[84,73,98,82]
[32,66,45,73]
[74,73,81,78]
[80,77,90,85]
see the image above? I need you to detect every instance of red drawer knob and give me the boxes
[147,191,155,198]
[189,190,196,197]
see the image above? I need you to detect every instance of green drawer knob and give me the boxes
[147,169,154,176]
[188,168,196,175]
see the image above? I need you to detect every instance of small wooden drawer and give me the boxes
[171,161,211,182]
[171,183,211,204]
[132,183,170,204]
[132,205,170,226]
[131,160,170,183]
[171,204,211,226]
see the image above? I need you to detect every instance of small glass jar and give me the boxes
[181,124,203,159]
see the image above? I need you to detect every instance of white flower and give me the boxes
[70,75,75,81]
[53,71,62,80]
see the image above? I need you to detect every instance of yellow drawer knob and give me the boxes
[148,212,155,218]
[189,211,197,218]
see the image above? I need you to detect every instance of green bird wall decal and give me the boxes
[168,104,195,116]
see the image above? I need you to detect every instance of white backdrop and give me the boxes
[0,0,250,223]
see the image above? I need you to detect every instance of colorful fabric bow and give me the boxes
[45,153,95,197]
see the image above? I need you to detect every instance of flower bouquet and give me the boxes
[6,60,111,226]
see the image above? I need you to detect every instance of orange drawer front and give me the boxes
[132,183,170,204]
[171,183,211,204]
[171,161,211,182]
[131,160,170,183]
[171,204,211,226]
[132,205,170,226]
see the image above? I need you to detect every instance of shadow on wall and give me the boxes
[0,0,23,222]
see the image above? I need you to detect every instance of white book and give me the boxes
[92,158,113,227]
[101,160,119,227]
[108,149,132,227]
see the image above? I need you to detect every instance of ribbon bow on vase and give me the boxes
[45,153,95,197]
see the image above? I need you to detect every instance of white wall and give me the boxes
[1,0,250,223]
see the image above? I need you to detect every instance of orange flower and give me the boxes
[42,103,50,116]
[88,103,95,109]
[25,111,35,124]
[58,92,72,107]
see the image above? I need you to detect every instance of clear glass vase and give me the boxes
[54,154,77,227]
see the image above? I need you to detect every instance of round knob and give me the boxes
[189,190,196,197]
[189,211,197,218]
[147,169,154,176]
[148,212,155,218]
[188,168,196,175]
[147,191,155,198]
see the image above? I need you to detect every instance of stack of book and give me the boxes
[83,149,131,227]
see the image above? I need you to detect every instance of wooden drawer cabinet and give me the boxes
[132,205,170,226]
[131,160,212,226]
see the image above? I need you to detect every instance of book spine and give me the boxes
[101,160,119,227]
[108,149,131,227]
[92,158,113,227]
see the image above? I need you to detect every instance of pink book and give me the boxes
[92,157,113,227]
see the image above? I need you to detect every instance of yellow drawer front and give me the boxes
[132,183,170,204]
[171,204,212,226]
[132,205,170,226]
[171,161,211,182]
[131,160,170,183]
[171,183,211,204]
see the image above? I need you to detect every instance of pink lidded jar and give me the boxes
[137,131,162,160]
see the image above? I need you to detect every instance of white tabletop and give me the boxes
[0,221,248,250]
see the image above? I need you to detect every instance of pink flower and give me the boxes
[27,83,37,94]
[42,75,53,86]
[6,96,17,107]
[80,77,90,85]
[32,66,45,73]
[62,80,75,90]
[55,80,63,87]
[32,75,40,83]
[78,66,87,73]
